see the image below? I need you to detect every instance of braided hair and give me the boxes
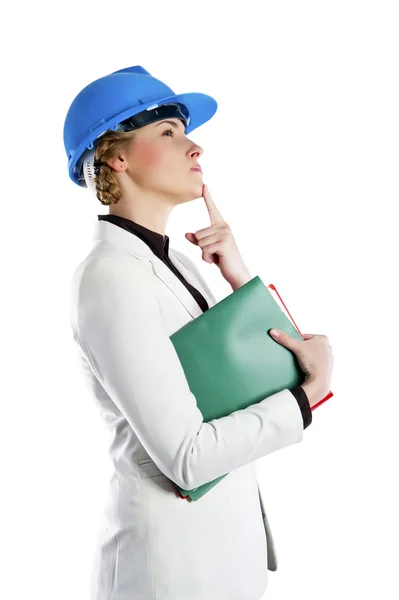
[92,129,137,205]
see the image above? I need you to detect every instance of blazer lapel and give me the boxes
[93,219,211,319]
[149,254,205,319]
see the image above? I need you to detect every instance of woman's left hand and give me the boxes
[185,184,252,289]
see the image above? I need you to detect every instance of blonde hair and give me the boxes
[93,130,137,205]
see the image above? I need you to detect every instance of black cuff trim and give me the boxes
[289,385,313,429]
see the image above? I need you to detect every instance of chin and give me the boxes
[175,184,203,204]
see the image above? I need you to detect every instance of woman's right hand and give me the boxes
[269,328,334,408]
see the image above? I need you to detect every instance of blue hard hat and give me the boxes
[63,65,218,187]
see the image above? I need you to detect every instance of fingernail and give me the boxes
[270,329,279,337]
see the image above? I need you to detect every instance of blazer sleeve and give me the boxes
[75,258,305,490]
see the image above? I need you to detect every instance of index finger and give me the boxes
[202,184,225,225]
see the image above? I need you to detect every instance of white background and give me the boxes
[2,1,398,598]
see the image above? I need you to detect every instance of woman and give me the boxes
[64,65,333,600]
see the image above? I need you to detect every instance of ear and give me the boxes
[106,156,126,172]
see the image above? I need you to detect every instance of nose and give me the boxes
[188,143,204,160]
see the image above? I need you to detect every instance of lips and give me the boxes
[190,167,202,172]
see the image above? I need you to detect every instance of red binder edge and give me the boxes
[267,283,333,411]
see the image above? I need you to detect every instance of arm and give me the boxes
[75,259,305,490]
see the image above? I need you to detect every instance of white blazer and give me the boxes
[69,219,305,600]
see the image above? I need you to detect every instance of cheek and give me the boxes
[135,142,172,171]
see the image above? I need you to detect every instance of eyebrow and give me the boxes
[154,119,184,130]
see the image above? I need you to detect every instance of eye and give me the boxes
[162,128,174,137]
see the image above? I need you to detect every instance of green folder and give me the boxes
[169,275,306,502]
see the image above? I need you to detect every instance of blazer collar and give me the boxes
[93,219,213,320]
